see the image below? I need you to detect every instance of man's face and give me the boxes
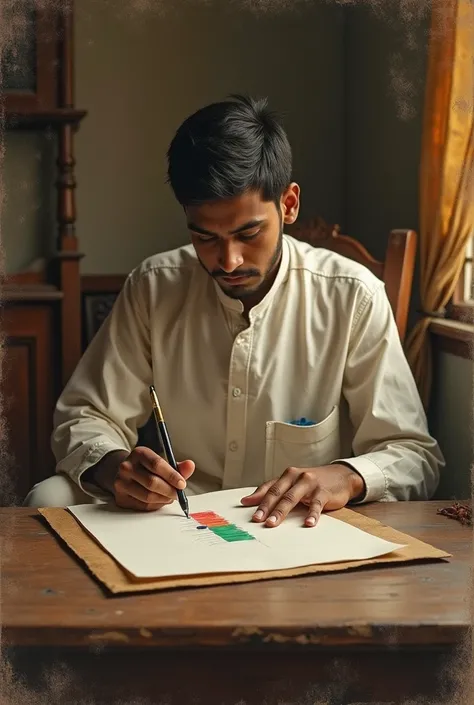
[185,185,300,301]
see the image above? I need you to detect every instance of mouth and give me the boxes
[220,275,251,286]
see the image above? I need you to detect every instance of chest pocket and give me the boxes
[264,406,340,480]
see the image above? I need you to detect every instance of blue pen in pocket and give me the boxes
[289,417,316,426]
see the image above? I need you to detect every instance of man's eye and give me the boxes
[240,231,260,241]
[197,235,217,243]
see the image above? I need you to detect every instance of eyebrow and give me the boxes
[187,218,266,237]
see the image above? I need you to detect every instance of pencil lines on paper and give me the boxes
[178,517,224,547]
[177,510,258,546]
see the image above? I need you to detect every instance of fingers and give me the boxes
[133,447,190,490]
[177,459,195,480]
[115,448,195,512]
[133,447,186,487]
[115,465,174,504]
[304,489,331,527]
[247,469,332,528]
[254,470,313,527]
[240,481,274,506]
[115,491,170,513]
[117,459,174,496]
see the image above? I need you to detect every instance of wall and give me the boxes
[344,3,429,330]
[73,0,344,274]
[344,4,430,257]
[430,351,473,500]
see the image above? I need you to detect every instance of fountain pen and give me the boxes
[149,385,189,518]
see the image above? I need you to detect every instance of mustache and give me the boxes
[212,270,260,279]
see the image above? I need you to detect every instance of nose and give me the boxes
[218,241,244,273]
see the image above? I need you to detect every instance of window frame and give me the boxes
[448,235,474,324]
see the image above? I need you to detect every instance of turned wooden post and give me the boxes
[56,1,84,386]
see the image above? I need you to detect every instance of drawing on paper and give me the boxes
[190,511,255,542]
[66,487,406,580]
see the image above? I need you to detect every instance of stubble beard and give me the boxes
[199,227,284,301]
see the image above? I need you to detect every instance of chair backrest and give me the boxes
[289,218,417,342]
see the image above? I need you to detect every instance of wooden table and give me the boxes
[1,502,471,704]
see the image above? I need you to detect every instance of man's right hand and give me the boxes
[88,447,195,512]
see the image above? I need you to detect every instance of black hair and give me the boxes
[166,94,292,207]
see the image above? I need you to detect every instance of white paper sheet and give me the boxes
[68,487,405,579]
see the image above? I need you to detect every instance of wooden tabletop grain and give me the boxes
[1,502,471,649]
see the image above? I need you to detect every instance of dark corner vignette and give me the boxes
[0,1,472,705]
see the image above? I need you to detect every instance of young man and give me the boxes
[25,95,444,528]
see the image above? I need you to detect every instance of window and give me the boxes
[450,234,474,323]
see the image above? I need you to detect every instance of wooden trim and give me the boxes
[58,258,82,385]
[7,335,38,496]
[81,274,127,293]
[1,284,63,303]
[4,271,46,286]
[430,320,474,360]
[2,305,58,495]
[383,229,417,343]
[449,252,473,322]
[53,3,82,388]
[5,109,87,129]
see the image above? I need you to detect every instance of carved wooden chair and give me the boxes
[289,217,417,342]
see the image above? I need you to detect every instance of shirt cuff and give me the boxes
[331,456,387,504]
[56,440,129,501]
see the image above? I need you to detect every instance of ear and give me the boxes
[281,183,300,225]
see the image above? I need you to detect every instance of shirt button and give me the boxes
[232,387,241,397]
[229,441,238,452]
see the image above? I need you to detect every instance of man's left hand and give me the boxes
[240,464,365,528]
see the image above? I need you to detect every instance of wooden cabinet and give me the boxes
[2,0,86,126]
[2,1,86,501]
[2,294,61,500]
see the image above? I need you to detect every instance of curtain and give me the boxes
[405,0,474,408]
